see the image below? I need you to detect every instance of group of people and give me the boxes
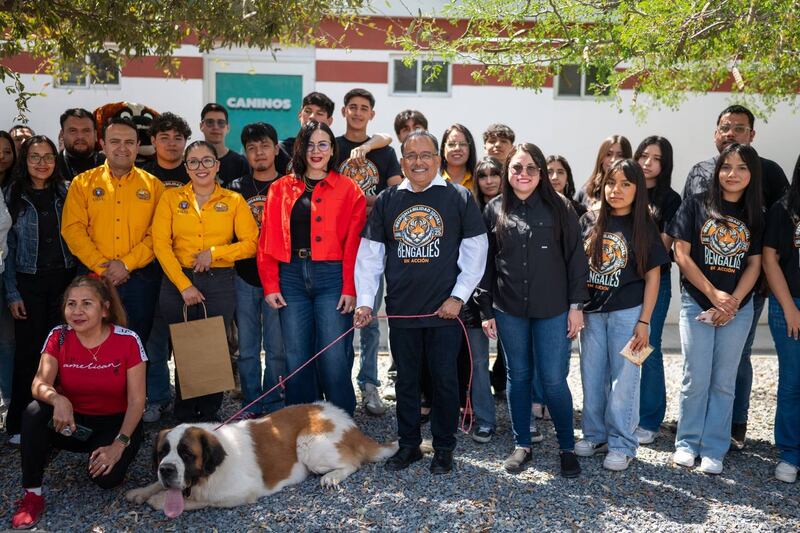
[0,92,798,529]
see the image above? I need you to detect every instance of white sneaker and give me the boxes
[363,383,387,416]
[672,449,696,467]
[775,461,798,483]
[574,439,608,457]
[603,451,633,471]
[7,433,21,446]
[635,427,656,445]
[382,382,396,400]
[699,456,723,475]
[529,423,545,443]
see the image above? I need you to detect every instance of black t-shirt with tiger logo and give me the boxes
[362,181,486,328]
[580,212,669,313]
[227,174,278,287]
[668,193,763,310]
[336,136,402,197]
[763,195,800,298]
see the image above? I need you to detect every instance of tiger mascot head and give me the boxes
[702,217,750,257]
[586,233,628,275]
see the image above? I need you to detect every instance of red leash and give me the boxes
[214,313,475,433]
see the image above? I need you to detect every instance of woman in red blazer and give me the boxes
[257,121,365,415]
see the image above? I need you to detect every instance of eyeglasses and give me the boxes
[445,141,469,150]
[28,153,56,165]
[510,164,539,177]
[403,152,436,162]
[186,157,217,170]
[717,124,751,135]
[306,141,331,153]
[203,118,228,128]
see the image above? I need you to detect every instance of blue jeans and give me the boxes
[145,303,172,407]
[467,327,496,430]
[235,275,287,414]
[109,262,161,346]
[278,258,355,415]
[768,296,800,468]
[733,292,765,424]
[0,278,15,406]
[639,270,672,431]
[531,341,571,405]
[579,306,642,457]
[495,309,575,450]
[356,276,383,389]
[676,291,754,460]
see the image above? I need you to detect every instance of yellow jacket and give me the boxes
[61,162,164,273]
[153,184,258,292]
[442,169,473,192]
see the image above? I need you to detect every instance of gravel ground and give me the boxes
[1,352,798,532]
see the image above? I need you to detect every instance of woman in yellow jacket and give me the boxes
[153,140,258,422]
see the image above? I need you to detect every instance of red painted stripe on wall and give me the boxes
[316,60,388,83]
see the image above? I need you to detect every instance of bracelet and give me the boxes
[637,320,649,326]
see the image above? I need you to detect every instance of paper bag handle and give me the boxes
[182,302,209,323]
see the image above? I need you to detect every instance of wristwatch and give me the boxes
[450,295,464,304]
[569,303,584,311]
[115,433,131,447]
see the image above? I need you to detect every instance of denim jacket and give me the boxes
[3,182,76,303]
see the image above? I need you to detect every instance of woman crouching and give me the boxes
[11,275,145,529]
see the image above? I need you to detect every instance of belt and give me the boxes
[293,248,312,259]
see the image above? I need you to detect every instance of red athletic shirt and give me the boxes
[42,325,147,416]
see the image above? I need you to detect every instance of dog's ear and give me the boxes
[152,429,170,475]
[200,431,226,476]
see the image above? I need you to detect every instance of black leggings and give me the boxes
[21,400,143,489]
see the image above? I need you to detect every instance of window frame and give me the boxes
[54,51,121,90]
[389,55,452,97]
[554,64,611,100]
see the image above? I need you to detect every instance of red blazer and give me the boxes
[257,171,366,296]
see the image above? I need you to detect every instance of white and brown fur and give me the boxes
[126,402,398,511]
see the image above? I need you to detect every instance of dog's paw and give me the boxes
[147,491,167,510]
[126,487,152,504]
[320,470,346,489]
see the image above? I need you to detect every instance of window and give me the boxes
[555,65,610,98]
[390,57,450,96]
[57,52,120,88]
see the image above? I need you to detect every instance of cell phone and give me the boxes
[696,309,731,327]
[48,419,94,442]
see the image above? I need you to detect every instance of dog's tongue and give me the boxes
[164,488,185,519]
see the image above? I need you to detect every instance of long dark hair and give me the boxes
[8,135,66,222]
[705,143,763,233]
[440,123,477,176]
[291,121,338,180]
[587,159,656,277]
[546,154,577,199]
[0,130,17,187]
[634,136,674,223]
[784,152,800,219]
[472,156,503,210]
[63,274,128,327]
[583,135,632,201]
[498,143,568,245]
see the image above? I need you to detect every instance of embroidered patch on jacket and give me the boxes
[136,188,151,200]
[214,202,229,212]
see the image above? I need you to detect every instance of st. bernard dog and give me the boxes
[126,402,398,517]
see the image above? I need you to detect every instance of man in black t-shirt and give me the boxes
[141,112,191,188]
[57,108,106,180]
[199,103,249,186]
[354,130,488,474]
[682,104,788,449]
[227,122,286,416]
[337,88,402,417]
[140,112,192,423]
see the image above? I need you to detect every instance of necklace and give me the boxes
[251,175,271,196]
[87,344,102,362]
[303,175,320,193]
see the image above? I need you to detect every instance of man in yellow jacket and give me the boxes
[62,116,165,345]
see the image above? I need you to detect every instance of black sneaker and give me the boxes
[560,451,581,478]
[472,427,494,444]
[430,450,454,474]
[731,422,747,451]
[385,446,423,471]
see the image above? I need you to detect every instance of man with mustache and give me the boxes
[57,108,106,180]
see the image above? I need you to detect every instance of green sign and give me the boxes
[216,72,302,151]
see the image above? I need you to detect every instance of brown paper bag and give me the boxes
[169,304,235,399]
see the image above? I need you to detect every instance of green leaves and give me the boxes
[390,0,800,117]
